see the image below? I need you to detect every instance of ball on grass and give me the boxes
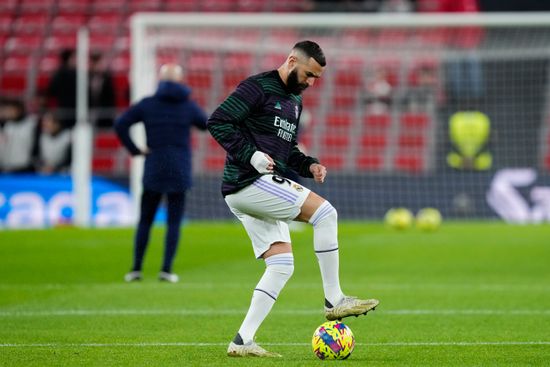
[384,207,414,230]
[415,207,442,231]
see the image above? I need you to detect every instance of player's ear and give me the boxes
[287,55,298,68]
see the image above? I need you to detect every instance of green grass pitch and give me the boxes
[1,222,549,366]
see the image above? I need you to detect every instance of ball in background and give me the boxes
[312,320,355,360]
[416,207,442,231]
[384,207,414,230]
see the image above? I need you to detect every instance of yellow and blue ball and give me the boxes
[312,321,355,360]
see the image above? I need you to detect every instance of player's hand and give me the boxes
[310,163,327,183]
[250,151,275,174]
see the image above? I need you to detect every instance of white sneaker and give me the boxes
[325,296,379,321]
[227,341,282,358]
[158,271,179,283]
[124,271,142,282]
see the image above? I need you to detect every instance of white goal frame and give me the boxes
[129,12,550,223]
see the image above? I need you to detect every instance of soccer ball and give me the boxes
[312,321,355,360]
[384,207,413,230]
[415,207,442,231]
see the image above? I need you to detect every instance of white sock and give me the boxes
[237,253,294,344]
[309,201,344,307]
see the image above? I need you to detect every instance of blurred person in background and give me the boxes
[89,52,116,128]
[35,111,72,175]
[115,63,208,283]
[47,48,77,129]
[0,98,38,173]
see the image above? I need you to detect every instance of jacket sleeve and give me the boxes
[189,101,208,131]
[114,101,144,156]
[206,79,262,165]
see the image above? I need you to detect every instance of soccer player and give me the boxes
[115,64,208,283]
[207,40,379,358]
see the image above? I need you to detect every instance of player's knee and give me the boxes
[265,253,294,280]
[309,201,337,227]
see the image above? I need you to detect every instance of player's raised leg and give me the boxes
[297,192,379,320]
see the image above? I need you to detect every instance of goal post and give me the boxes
[129,12,550,223]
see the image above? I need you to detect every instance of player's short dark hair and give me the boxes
[293,40,326,67]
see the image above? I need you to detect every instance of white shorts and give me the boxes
[225,174,311,258]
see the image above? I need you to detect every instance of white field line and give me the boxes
[1,341,549,348]
[0,309,549,317]
[1,283,549,292]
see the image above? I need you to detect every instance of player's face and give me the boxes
[288,57,324,95]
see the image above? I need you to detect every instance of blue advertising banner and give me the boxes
[0,175,135,228]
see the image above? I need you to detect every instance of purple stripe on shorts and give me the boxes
[253,179,298,204]
[252,181,295,204]
[256,178,299,201]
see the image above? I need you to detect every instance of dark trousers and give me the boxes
[132,190,186,273]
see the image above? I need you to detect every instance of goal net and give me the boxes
[129,13,550,223]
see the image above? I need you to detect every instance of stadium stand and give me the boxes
[0,0,448,176]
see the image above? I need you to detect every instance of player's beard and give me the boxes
[287,68,309,95]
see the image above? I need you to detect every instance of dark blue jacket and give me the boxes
[115,81,207,193]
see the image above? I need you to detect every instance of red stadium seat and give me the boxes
[88,14,121,34]
[398,134,425,149]
[112,73,129,108]
[400,112,430,129]
[19,0,56,14]
[236,0,268,12]
[51,15,87,34]
[356,155,384,171]
[91,0,126,14]
[0,55,29,93]
[199,0,236,12]
[0,15,13,35]
[323,134,350,150]
[38,54,59,73]
[326,113,353,128]
[13,14,50,34]
[272,0,309,12]
[204,138,227,171]
[204,155,226,171]
[222,54,253,94]
[360,134,387,151]
[318,153,344,170]
[302,89,321,109]
[95,132,121,149]
[394,154,424,173]
[545,154,550,170]
[128,0,162,13]
[332,90,359,108]
[3,55,32,72]
[92,156,116,173]
[363,113,392,129]
[375,29,408,47]
[164,0,197,12]
[57,0,91,15]
[0,0,18,15]
[4,35,42,53]
[44,35,77,53]
[89,35,116,51]
[111,53,130,73]
[332,60,363,108]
